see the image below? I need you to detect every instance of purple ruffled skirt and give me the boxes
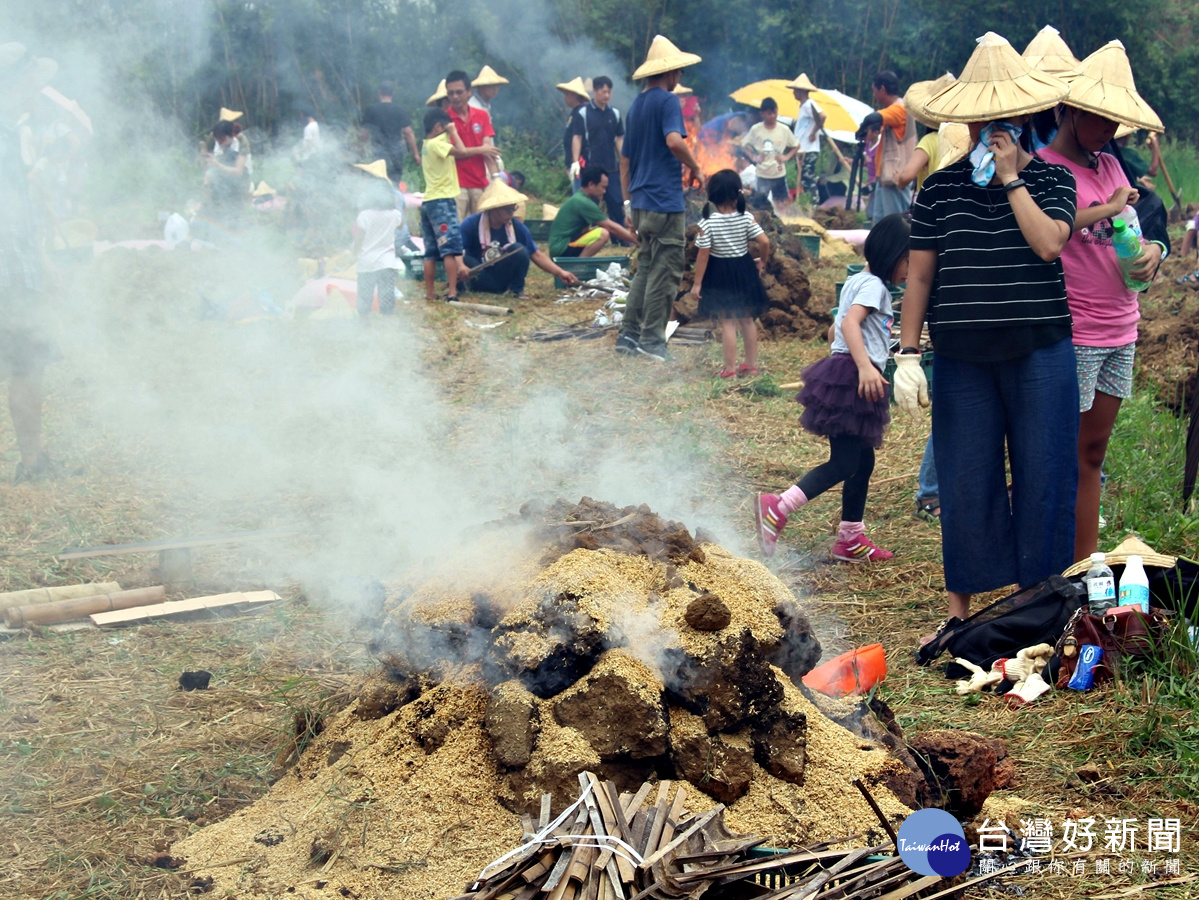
[797,353,891,448]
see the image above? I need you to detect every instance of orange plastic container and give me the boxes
[801,643,887,697]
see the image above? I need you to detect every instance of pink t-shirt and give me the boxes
[1038,148,1139,347]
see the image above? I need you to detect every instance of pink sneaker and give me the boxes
[755,494,788,557]
[832,535,894,563]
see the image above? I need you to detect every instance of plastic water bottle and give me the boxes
[1111,219,1150,292]
[1085,552,1117,615]
[1117,554,1150,613]
[1115,205,1142,240]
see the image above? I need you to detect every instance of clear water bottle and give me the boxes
[1115,205,1142,240]
[1117,554,1150,613]
[1111,219,1150,292]
[1085,552,1117,614]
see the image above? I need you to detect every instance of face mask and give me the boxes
[969,121,1024,186]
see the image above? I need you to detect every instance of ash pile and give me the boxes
[676,192,831,341]
[171,499,1008,899]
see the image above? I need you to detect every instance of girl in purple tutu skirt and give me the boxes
[755,213,910,561]
[689,169,771,378]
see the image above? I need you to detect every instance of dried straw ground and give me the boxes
[0,239,1196,899]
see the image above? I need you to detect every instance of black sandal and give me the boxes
[915,499,941,523]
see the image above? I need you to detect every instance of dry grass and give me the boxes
[0,239,1196,898]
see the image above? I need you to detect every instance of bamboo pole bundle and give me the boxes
[4,586,166,628]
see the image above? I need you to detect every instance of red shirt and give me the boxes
[448,105,495,189]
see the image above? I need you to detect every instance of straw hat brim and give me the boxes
[1062,534,1176,577]
[1060,43,1164,132]
[219,107,244,122]
[556,78,590,101]
[252,181,277,197]
[477,181,529,212]
[632,36,701,80]
[473,66,509,87]
[785,73,819,92]
[353,160,391,182]
[426,80,447,107]
[673,84,693,96]
[937,122,971,169]
[905,74,957,128]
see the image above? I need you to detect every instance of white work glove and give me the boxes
[954,658,1002,695]
[1004,671,1051,706]
[569,160,581,180]
[892,353,929,416]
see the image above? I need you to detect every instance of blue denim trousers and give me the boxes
[917,433,938,503]
[932,337,1079,594]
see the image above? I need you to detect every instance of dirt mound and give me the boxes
[171,499,928,900]
[1135,258,1199,410]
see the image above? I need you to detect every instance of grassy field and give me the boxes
[1,221,1197,899]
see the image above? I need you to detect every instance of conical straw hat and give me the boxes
[1114,123,1136,139]
[425,79,447,107]
[353,160,391,182]
[1023,26,1080,75]
[555,77,590,101]
[1062,534,1176,576]
[473,65,509,87]
[936,122,971,169]
[785,73,819,92]
[1059,40,1163,133]
[923,32,1068,123]
[673,83,693,96]
[219,107,243,122]
[477,179,528,212]
[632,35,701,80]
[904,73,957,128]
[251,181,276,197]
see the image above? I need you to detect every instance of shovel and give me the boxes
[1156,152,1185,221]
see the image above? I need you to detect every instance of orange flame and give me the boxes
[684,119,740,180]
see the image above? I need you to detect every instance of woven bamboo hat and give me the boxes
[923,32,1068,123]
[1114,123,1136,139]
[251,181,276,197]
[785,73,819,93]
[632,35,701,80]
[425,79,447,107]
[555,77,590,101]
[904,73,957,128]
[353,160,391,182]
[219,107,243,122]
[673,83,693,96]
[1022,26,1080,75]
[472,65,509,87]
[1059,40,1163,133]
[937,122,971,168]
[477,179,528,212]
[1063,534,1176,576]
[0,43,57,99]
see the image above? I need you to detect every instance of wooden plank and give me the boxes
[58,527,300,559]
[541,850,574,894]
[621,783,654,820]
[539,795,553,830]
[639,806,723,870]
[90,590,280,625]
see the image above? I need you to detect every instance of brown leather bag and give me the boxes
[1054,606,1172,688]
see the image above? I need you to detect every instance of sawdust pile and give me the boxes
[172,499,918,899]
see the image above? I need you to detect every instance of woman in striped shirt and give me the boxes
[894,33,1079,629]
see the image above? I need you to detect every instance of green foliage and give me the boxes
[1104,390,1199,558]
[1157,136,1199,207]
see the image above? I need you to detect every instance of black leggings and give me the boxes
[796,435,875,522]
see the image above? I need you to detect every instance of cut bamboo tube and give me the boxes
[4,586,166,628]
[0,582,121,611]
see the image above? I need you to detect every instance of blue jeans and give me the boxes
[917,433,938,503]
[933,338,1079,594]
[602,173,626,230]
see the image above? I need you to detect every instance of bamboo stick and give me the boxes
[0,582,121,611]
[448,300,514,316]
[4,586,166,628]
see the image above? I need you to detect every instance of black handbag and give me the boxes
[916,575,1084,676]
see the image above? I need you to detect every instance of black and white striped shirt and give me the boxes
[695,211,764,259]
[910,157,1076,361]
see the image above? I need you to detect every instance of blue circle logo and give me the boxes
[896,809,970,877]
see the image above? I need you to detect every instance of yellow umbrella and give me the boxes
[728,79,874,140]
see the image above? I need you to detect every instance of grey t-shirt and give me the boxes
[830,270,894,371]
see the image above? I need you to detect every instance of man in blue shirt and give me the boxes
[618,36,704,361]
[458,181,579,298]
